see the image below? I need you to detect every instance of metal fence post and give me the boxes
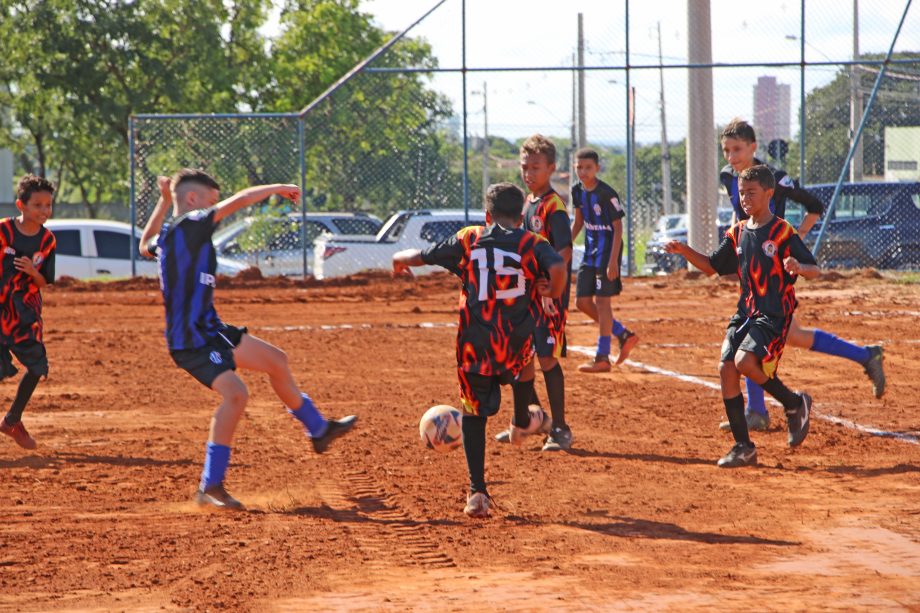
[129,115,137,277]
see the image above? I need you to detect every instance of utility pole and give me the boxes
[571,52,578,179]
[481,81,489,200]
[577,13,586,149]
[850,0,863,181]
[686,0,718,255]
[657,21,674,216]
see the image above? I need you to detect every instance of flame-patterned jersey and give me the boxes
[522,189,572,330]
[421,224,563,375]
[0,219,56,345]
[709,216,816,320]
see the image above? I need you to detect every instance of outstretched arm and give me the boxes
[784,257,820,280]
[213,184,301,224]
[664,240,718,276]
[392,249,425,277]
[139,176,173,258]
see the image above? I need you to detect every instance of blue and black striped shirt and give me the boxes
[572,180,624,269]
[157,208,223,351]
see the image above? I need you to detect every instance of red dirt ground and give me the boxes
[1,270,918,612]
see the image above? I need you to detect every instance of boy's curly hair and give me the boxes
[520,134,557,165]
[17,175,55,204]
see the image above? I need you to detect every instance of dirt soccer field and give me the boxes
[0,269,918,612]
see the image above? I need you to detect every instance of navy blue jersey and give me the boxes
[720,159,824,221]
[156,208,223,351]
[572,180,625,268]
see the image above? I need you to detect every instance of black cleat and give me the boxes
[863,345,885,399]
[717,442,758,468]
[196,483,244,510]
[785,393,812,448]
[311,415,357,453]
[542,425,573,452]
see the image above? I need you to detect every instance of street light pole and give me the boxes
[657,21,674,216]
[850,0,863,181]
[481,81,489,200]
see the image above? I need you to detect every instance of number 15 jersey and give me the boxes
[421,224,563,376]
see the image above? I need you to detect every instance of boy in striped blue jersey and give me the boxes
[139,170,356,510]
[571,148,639,372]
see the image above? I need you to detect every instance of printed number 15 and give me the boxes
[470,247,526,301]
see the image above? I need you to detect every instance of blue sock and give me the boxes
[810,329,870,364]
[200,442,231,489]
[612,320,626,338]
[745,378,768,416]
[289,393,328,438]
[596,335,611,357]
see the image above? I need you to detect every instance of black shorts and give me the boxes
[459,369,517,417]
[534,325,566,359]
[575,265,623,298]
[720,313,788,378]
[170,325,247,388]
[0,340,48,381]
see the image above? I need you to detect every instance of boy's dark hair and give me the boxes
[520,134,557,165]
[738,165,775,190]
[720,118,757,143]
[575,148,599,164]
[171,168,221,192]
[17,174,55,204]
[485,182,525,222]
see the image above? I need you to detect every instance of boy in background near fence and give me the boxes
[666,165,818,467]
[139,170,356,510]
[393,182,565,517]
[0,175,57,450]
[718,118,884,433]
[570,147,639,372]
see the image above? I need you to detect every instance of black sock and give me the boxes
[4,372,40,426]
[511,378,534,428]
[723,394,750,445]
[529,386,541,408]
[461,414,487,495]
[542,364,566,430]
[762,376,802,412]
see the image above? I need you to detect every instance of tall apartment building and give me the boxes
[753,76,791,148]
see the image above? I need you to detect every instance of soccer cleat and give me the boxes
[717,442,758,468]
[311,415,357,454]
[785,393,811,448]
[0,420,37,450]
[542,425,573,452]
[863,345,885,399]
[196,483,244,510]
[615,330,639,365]
[719,410,770,432]
[578,357,612,373]
[463,491,491,518]
[495,428,511,444]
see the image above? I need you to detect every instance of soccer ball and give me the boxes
[419,405,463,453]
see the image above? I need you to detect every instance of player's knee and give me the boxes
[719,359,738,380]
[734,351,757,375]
[221,380,249,409]
[538,356,558,371]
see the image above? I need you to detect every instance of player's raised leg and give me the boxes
[735,351,811,448]
[788,320,885,398]
[232,333,356,453]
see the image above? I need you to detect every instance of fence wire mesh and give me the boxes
[131,0,920,278]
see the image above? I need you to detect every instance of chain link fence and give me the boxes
[131,0,920,278]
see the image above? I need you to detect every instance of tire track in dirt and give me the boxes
[316,470,456,569]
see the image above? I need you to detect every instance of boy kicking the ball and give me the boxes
[393,182,565,518]
[665,165,818,467]
[139,170,356,510]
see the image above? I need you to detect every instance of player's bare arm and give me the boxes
[556,245,573,265]
[139,176,173,258]
[540,261,567,298]
[797,212,820,239]
[392,249,424,277]
[571,209,584,241]
[13,256,47,288]
[213,184,301,223]
[783,256,820,280]
[664,240,717,276]
[607,218,623,280]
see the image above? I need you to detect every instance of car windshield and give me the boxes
[377,213,411,242]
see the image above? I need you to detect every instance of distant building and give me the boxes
[0,149,12,204]
[753,76,791,149]
[884,126,920,181]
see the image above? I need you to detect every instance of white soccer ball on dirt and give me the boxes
[419,405,463,453]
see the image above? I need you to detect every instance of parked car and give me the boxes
[213,212,383,276]
[792,181,920,270]
[644,210,734,274]
[45,219,246,279]
[314,209,487,279]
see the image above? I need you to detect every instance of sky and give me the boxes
[348,0,919,146]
